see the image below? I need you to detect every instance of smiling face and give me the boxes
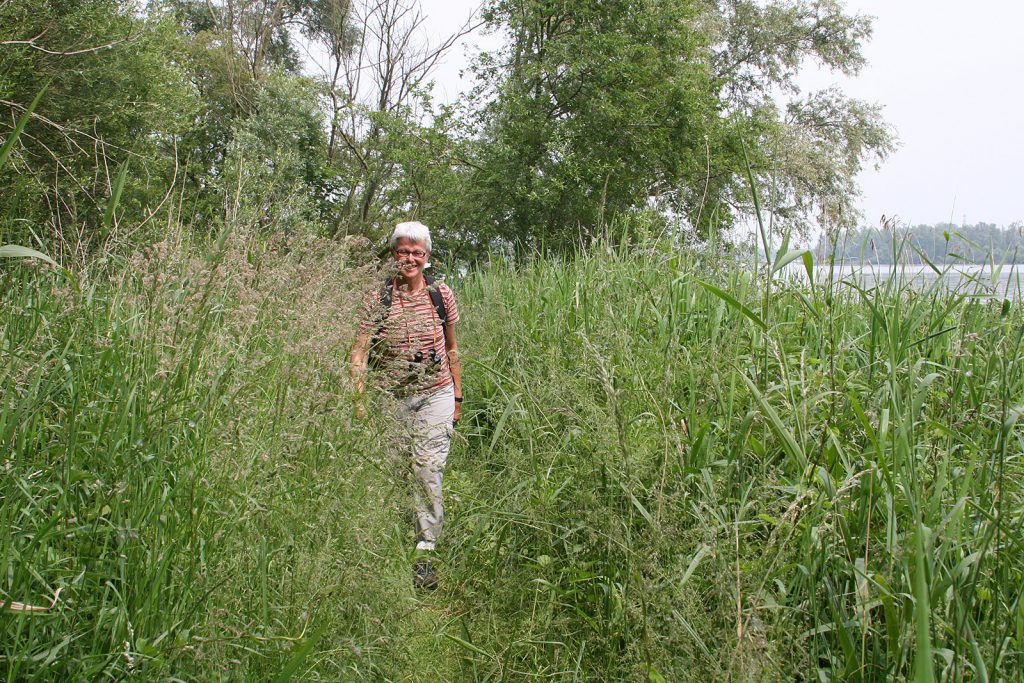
[392,236,429,280]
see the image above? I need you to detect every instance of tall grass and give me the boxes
[2,223,1021,680]
[0,228,445,679]
[1,247,226,678]
[444,232,1024,681]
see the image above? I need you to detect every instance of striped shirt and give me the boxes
[359,281,460,395]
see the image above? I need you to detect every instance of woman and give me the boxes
[350,221,462,590]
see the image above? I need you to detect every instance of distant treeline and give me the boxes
[815,223,1024,264]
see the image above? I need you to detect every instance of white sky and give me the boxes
[417,0,1024,228]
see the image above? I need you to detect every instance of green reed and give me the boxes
[1,255,222,678]
[446,229,1023,681]
[2,220,1021,681]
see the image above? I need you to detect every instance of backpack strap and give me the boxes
[423,274,449,344]
[373,277,394,337]
[380,277,394,312]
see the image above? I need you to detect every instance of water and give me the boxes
[780,263,1024,299]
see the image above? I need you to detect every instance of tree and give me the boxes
[0,0,195,251]
[462,0,895,251]
[171,0,306,83]
[220,71,329,235]
[711,0,896,236]
[165,0,312,227]
[300,0,476,235]
[816,222,1024,264]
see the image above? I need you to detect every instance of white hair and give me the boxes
[390,221,432,252]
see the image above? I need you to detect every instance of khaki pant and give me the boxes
[393,384,454,551]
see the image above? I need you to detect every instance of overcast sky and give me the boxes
[418,0,1023,228]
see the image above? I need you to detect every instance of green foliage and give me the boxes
[2,0,898,260]
[0,1,196,249]
[222,72,329,235]
[3,213,1023,680]
[0,257,225,678]
[1,2,1018,680]
[0,225,415,679]
[712,0,896,234]
[459,0,895,252]
[0,243,58,266]
[170,0,307,78]
[0,82,47,172]
[714,0,872,100]
[467,0,740,249]
[446,230,1023,680]
[323,95,460,236]
[775,88,896,229]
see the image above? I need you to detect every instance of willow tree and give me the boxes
[461,0,895,251]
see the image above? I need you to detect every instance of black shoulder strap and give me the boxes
[380,276,394,311]
[424,274,449,343]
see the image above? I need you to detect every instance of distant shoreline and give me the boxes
[811,258,1024,266]
[812,222,1024,267]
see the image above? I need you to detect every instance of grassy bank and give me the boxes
[2,233,1022,681]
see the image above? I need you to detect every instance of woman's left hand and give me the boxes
[453,401,461,424]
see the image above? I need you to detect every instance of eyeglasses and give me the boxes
[395,248,427,259]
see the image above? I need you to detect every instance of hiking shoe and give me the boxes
[412,558,438,591]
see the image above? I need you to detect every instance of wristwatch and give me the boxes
[454,396,463,403]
